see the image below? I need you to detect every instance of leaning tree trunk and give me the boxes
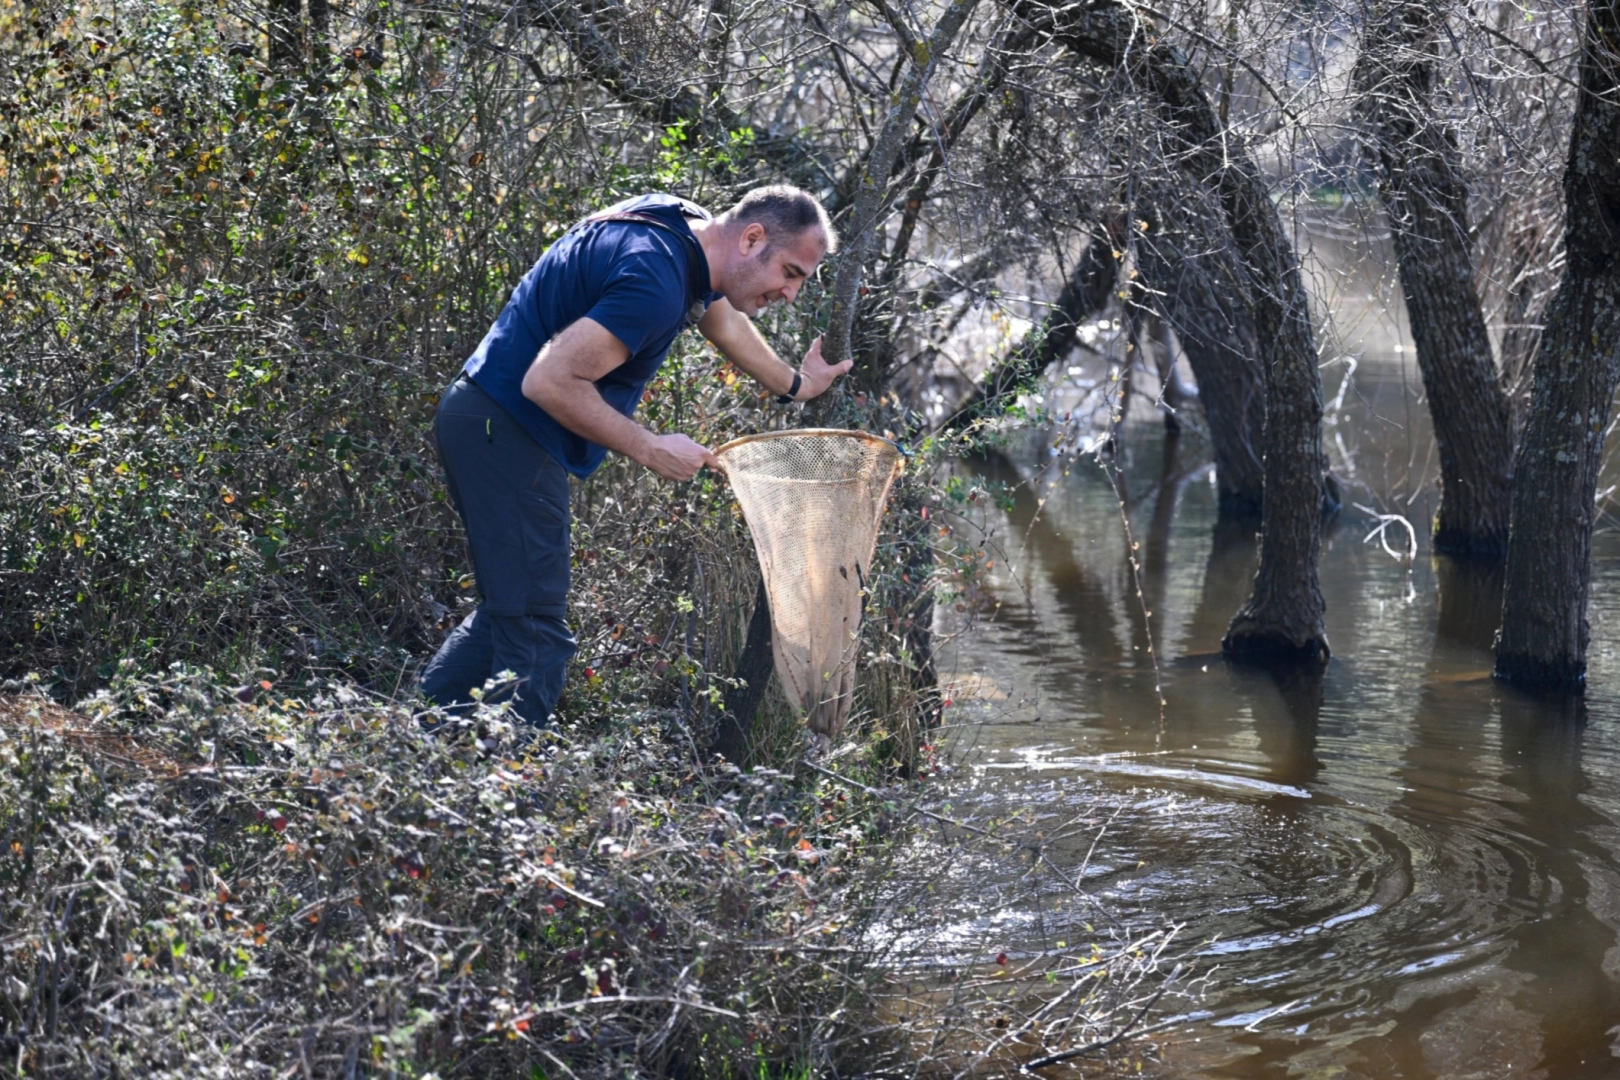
[1136,211,1268,516]
[1494,0,1620,689]
[952,193,1270,515]
[823,0,982,368]
[1017,0,1331,664]
[1354,0,1513,558]
[942,226,1116,429]
[1209,179,1330,661]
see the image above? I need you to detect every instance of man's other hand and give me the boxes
[798,336,853,400]
[637,433,718,481]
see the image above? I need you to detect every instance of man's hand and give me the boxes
[523,318,714,482]
[635,432,718,481]
[794,336,853,400]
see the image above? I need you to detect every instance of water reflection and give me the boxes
[1247,667,1322,795]
[1496,693,1620,1079]
[936,364,1620,1077]
[1182,516,1258,659]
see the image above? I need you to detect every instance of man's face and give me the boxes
[725,225,826,317]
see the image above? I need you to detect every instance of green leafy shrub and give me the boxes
[0,1,941,751]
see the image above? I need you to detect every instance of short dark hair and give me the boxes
[724,185,839,254]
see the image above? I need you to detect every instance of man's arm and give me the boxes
[521,317,715,481]
[696,299,852,400]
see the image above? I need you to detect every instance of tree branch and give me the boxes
[823,0,984,366]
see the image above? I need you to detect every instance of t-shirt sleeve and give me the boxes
[585,247,687,358]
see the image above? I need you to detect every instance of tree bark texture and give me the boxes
[1016,0,1330,663]
[823,0,982,367]
[1495,0,1620,689]
[1354,0,1514,558]
[1135,212,1268,515]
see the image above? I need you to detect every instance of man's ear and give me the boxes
[739,222,767,255]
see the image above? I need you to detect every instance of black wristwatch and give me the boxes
[776,371,802,405]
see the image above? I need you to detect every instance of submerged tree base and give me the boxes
[1432,524,1509,562]
[1221,627,1331,670]
[1493,653,1587,691]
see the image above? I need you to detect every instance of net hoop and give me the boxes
[714,428,899,460]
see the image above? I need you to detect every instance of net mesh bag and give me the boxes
[716,430,904,740]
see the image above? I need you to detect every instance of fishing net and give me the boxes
[716,430,905,741]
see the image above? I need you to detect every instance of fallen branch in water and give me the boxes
[1355,503,1419,561]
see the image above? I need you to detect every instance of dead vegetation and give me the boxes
[0,675,1182,1078]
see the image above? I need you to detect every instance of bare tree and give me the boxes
[1495,0,1620,688]
[1353,0,1513,558]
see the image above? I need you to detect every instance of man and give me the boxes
[421,186,849,727]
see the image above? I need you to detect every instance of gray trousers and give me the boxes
[420,377,577,727]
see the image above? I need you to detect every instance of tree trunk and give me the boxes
[1012,0,1330,664]
[714,577,773,764]
[1354,0,1513,558]
[1494,0,1620,689]
[1136,212,1268,515]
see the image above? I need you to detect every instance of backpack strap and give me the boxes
[586,210,685,231]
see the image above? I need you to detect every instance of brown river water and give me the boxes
[929,358,1620,1078]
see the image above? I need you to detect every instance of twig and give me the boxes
[1353,503,1418,561]
[513,994,740,1022]
[1020,963,1181,1071]
[802,760,992,837]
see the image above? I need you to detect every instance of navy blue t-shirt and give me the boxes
[462,193,723,477]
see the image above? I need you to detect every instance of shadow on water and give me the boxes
[936,365,1620,1078]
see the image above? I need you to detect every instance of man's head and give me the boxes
[711,185,838,317]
